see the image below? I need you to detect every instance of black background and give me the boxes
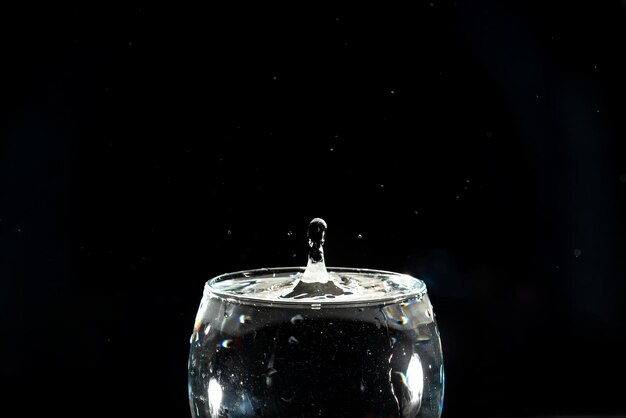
[2,2,626,417]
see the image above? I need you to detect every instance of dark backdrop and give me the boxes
[2,2,626,417]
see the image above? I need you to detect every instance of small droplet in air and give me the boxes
[288,336,299,344]
[574,248,582,258]
[290,314,304,324]
[221,339,233,348]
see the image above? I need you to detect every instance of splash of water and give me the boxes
[281,218,345,299]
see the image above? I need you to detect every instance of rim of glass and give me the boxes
[205,266,427,308]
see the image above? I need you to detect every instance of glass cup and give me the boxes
[188,266,444,418]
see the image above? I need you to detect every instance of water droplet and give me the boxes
[291,314,304,324]
[280,390,294,403]
[396,316,409,325]
[239,315,251,324]
[288,336,299,344]
[357,234,363,239]
[306,218,327,264]
[227,229,232,235]
[221,339,233,348]
[416,336,431,345]
[574,248,582,258]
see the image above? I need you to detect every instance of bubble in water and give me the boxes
[291,314,304,324]
[288,336,299,344]
[357,234,363,239]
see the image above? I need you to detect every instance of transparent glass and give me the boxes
[188,267,444,418]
